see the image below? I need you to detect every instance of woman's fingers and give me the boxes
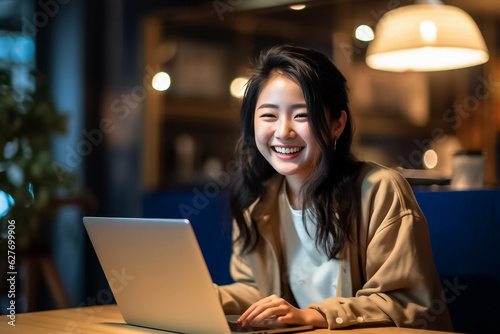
[237,295,276,323]
[249,304,288,325]
[238,295,328,328]
[238,295,295,327]
[238,299,276,325]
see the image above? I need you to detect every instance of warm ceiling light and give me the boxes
[152,72,171,91]
[289,4,306,11]
[355,25,374,42]
[230,77,248,98]
[423,149,438,169]
[366,0,489,72]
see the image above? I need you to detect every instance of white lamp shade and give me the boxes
[366,4,489,71]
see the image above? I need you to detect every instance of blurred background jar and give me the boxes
[451,150,485,189]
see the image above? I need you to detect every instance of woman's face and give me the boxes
[254,75,321,186]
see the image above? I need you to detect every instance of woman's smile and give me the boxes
[272,146,305,159]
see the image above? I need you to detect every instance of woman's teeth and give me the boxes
[273,146,303,154]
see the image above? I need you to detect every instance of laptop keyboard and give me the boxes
[228,321,271,332]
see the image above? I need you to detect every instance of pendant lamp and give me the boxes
[366,0,489,72]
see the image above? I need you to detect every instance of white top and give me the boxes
[279,182,339,309]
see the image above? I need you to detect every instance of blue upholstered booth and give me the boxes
[143,191,234,285]
[414,188,500,334]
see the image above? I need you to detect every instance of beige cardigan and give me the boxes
[215,162,453,331]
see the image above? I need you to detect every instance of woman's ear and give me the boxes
[331,110,347,139]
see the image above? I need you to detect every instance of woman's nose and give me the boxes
[275,118,295,139]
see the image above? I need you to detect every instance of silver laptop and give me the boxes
[83,217,314,334]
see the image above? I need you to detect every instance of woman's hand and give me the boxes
[237,294,327,328]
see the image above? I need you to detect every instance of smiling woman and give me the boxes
[213,45,454,331]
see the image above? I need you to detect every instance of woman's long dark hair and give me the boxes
[230,45,362,260]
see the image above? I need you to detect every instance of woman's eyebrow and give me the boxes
[257,103,278,110]
[290,103,307,109]
[256,103,307,110]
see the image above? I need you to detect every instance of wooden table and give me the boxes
[2,305,454,334]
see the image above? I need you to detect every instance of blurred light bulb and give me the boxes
[420,20,437,42]
[230,77,248,98]
[355,25,374,42]
[152,72,171,91]
[423,149,438,169]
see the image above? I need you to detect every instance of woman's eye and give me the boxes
[260,113,276,118]
[295,113,308,119]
